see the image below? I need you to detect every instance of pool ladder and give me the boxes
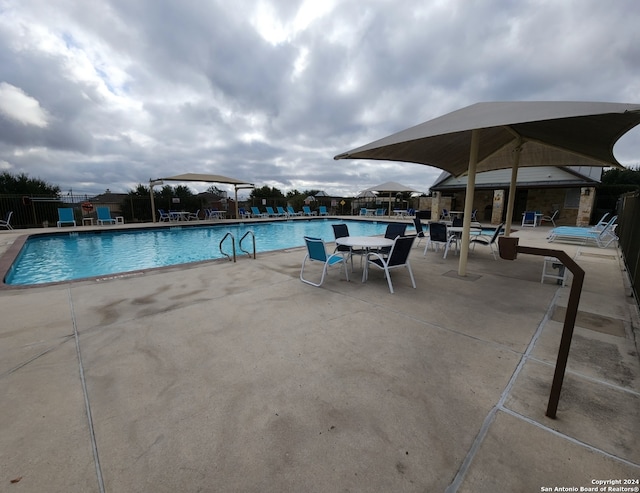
[219,231,256,262]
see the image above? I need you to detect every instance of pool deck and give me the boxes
[1,218,639,492]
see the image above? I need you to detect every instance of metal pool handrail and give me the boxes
[239,231,256,259]
[219,232,236,262]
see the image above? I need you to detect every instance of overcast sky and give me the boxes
[1,0,639,198]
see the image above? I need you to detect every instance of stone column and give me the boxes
[491,189,505,225]
[577,187,596,226]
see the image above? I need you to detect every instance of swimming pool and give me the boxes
[5,219,405,286]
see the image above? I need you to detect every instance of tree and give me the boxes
[595,166,640,221]
[601,166,640,186]
[0,171,60,195]
[121,184,152,222]
[206,185,226,196]
[249,185,285,207]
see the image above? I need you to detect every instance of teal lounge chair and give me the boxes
[300,236,349,287]
[265,206,279,217]
[547,216,618,248]
[57,208,76,228]
[251,206,267,218]
[96,206,117,225]
[287,206,302,216]
[319,206,329,216]
[303,206,316,216]
[277,206,288,217]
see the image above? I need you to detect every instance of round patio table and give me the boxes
[336,236,394,282]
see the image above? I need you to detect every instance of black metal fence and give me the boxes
[617,191,640,307]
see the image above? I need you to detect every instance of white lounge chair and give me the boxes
[0,211,13,230]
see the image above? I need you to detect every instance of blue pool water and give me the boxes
[5,219,403,286]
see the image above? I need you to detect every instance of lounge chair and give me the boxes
[360,208,368,216]
[277,206,288,217]
[57,208,76,228]
[592,213,612,231]
[251,206,268,218]
[412,217,426,246]
[300,236,349,287]
[303,206,316,216]
[332,223,366,272]
[423,222,458,258]
[364,236,416,294]
[287,206,302,216]
[375,208,386,217]
[319,205,329,216]
[470,222,505,259]
[547,216,618,248]
[522,211,536,227]
[0,211,13,230]
[540,210,559,227]
[239,208,251,219]
[96,206,117,225]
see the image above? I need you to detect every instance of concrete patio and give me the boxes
[1,221,638,492]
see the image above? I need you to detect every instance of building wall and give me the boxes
[424,186,595,226]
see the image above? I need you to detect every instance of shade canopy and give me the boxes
[335,101,640,177]
[362,181,420,217]
[149,173,255,221]
[363,181,421,194]
[335,101,640,276]
[157,173,253,186]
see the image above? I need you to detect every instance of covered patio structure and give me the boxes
[149,173,254,222]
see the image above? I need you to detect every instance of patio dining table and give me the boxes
[336,236,394,282]
[170,211,191,221]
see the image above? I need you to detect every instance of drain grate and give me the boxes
[578,252,617,260]
[551,306,626,337]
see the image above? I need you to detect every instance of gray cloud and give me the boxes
[0,0,638,197]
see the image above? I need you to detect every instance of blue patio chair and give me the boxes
[277,206,288,217]
[300,236,349,287]
[364,235,416,294]
[360,208,368,216]
[303,206,316,216]
[265,206,279,217]
[158,209,171,222]
[423,222,458,258]
[239,207,251,218]
[412,217,426,247]
[287,206,302,216]
[332,223,366,272]
[96,206,116,225]
[57,208,76,228]
[522,211,536,227]
[319,205,329,216]
[0,211,13,230]
[375,208,386,216]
